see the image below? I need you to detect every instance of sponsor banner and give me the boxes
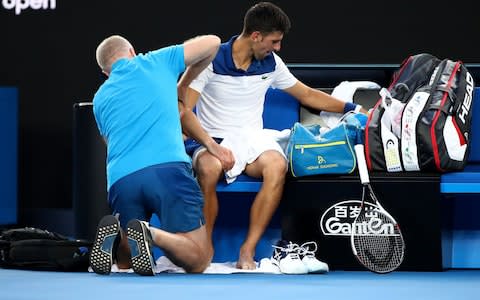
[319,200,399,237]
[2,0,56,15]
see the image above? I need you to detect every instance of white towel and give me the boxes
[320,81,381,129]
[88,256,281,274]
[221,129,290,183]
[221,131,251,183]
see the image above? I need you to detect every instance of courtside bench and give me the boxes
[214,85,480,269]
[440,87,480,193]
[439,87,480,268]
[218,87,480,195]
[72,66,480,268]
[440,98,480,193]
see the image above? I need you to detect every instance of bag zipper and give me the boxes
[294,141,346,154]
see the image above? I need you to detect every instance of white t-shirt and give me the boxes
[190,36,297,138]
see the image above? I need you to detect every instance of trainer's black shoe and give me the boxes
[89,215,120,275]
[127,219,156,276]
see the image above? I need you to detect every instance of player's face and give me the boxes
[252,31,283,60]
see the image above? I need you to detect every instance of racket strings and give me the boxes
[353,211,405,273]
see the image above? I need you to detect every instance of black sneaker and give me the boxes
[126,219,156,276]
[89,215,120,275]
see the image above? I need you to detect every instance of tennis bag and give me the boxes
[287,113,367,177]
[0,227,92,271]
[365,53,475,172]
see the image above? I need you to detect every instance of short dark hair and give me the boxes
[243,2,291,35]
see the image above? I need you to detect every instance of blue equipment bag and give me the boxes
[287,113,367,177]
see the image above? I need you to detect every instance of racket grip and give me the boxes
[354,144,370,184]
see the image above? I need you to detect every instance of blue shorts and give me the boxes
[184,137,223,157]
[108,162,205,233]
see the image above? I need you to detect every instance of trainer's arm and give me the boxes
[284,81,368,114]
[176,35,234,170]
[178,35,220,100]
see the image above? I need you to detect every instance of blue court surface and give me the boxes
[1,269,479,300]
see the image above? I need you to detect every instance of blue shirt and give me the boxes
[93,45,190,190]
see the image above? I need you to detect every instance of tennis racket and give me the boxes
[351,144,405,273]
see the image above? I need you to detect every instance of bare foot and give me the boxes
[236,252,256,270]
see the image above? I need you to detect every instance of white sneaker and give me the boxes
[299,241,329,273]
[271,240,308,274]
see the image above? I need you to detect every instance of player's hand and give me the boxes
[206,142,235,171]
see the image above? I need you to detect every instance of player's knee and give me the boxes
[196,155,222,179]
[266,155,288,176]
[261,156,287,186]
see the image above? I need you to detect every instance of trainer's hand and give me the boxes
[206,141,235,171]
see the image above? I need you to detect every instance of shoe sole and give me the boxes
[280,265,309,275]
[89,215,120,275]
[302,256,329,274]
[272,258,308,275]
[307,266,329,274]
[127,220,155,276]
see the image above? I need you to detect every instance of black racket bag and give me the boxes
[365,53,475,172]
[0,227,92,271]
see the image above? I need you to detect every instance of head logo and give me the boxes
[2,0,56,15]
[458,71,474,124]
[319,200,396,236]
[385,139,395,149]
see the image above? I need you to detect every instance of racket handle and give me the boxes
[354,144,370,184]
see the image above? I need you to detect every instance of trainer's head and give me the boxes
[241,2,291,60]
[96,35,135,76]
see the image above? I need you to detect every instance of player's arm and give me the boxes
[178,89,207,144]
[179,91,235,171]
[284,81,367,114]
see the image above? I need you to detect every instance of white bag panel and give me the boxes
[401,91,430,171]
[443,116,467,161]
[380,111,403,172]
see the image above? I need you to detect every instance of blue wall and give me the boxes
[0,87,18,225]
